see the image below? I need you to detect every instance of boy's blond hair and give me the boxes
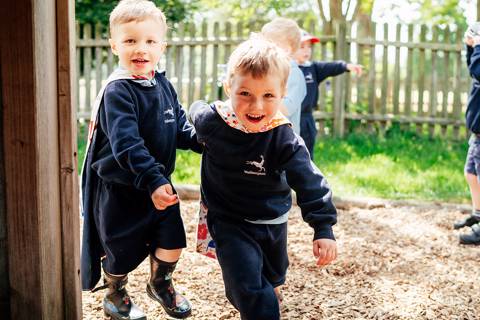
[109,0,167,37]
[261,18,301,53]
[226,36,291,89]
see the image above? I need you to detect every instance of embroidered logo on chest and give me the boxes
[305,72,314,83]
[244,155,266,176]
[164,106,175,123]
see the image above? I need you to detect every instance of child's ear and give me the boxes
[223,81,231,97]
[109,38,118,56]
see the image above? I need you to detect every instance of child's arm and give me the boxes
[466,35,480,80]
[167,82,204,154]
[283,68,306,117]
[278,128,337,265]
[313,61,363,84]
[100,82,171,197]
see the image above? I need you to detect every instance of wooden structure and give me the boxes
[76,20,470,138]
[0,0,81,319]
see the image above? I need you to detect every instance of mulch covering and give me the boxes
[82,200,480,319]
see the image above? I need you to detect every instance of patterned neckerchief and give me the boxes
[214,100,291,133]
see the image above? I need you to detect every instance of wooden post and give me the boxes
[0,62,9,318]
[0,0,80,318]
[57,0,82,318]
[333,22,346,137]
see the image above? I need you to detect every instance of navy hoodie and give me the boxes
[466,45,480,134]
[299,61,348,113]
[189,102,337,240]
[81,71,202,290]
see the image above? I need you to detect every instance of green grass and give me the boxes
[78,124,470,203]
[315,127,469,203]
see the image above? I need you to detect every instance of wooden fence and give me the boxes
[76,20,470,138]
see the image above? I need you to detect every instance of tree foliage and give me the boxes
[410,0,468,30]
[75,0,199,26]
[199,0,294,23]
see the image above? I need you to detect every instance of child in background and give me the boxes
[189,37,337,320]
[294,29,363,159]
[261,18,306,135]
[454,23,480,245]
[80,0,201,319]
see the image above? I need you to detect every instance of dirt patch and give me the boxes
[82,200,480,319]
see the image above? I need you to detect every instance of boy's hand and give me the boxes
[347,63,363,76]
[465,34,474,47]
[313,238,337,266]
[151,183,179,211]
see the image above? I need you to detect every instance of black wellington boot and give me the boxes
[96,272,146,320]
[146,255,192,319]
[459,223,480,245]
[453,214,479,229]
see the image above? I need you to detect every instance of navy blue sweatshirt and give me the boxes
[299,61,348,113]
[189,102,337,240]
[466,45,480,134]
[90,72,202,195]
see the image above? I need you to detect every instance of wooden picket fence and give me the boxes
[76,20,471,138]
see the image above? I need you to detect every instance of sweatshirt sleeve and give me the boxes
[188,100,218,144]
[100,81,169,195]
[313,61,348,84]
[278,127,337,240]
[165,81,203,154]
[468,45,480,81]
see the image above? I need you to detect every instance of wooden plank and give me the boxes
[367,22,376,132]
[380,23,389,133]
[453,27,464,139]
[333,22,346,137]
[165,27,173,78]
[76,22,81,117]
[187,23,196,107]
[428,26,439,137]
[84,24,92,112]
[175,23,185,104]
[199,20,207,101]
[211,22,220,101]
[344,22,352,120]
[440,26,451,136]
[56,0,81,318]
[318,26,328,136]
[416,25,427,134]
[392,24,401,115]
[404,24,414,130]
[95,23,103,94]
[0,0,65,318]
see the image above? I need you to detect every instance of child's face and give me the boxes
[294,41,312,65]
[109,18,166,76]
[225,72,286,132]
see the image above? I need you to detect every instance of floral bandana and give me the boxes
[214,100,291,133]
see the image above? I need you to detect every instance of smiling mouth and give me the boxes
[246,114,265,123]
[132,59,149,64]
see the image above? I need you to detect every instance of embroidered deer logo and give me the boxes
[164,108,174,116]
[245,155,265,173]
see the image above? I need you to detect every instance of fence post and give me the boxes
[333,21,346,137]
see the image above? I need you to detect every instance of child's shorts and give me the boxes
[465,134,480,178]
[93,179,187,275]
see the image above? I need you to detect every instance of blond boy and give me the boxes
[261,18,306,134]
[81,1,201,319]
[189,37,337,320]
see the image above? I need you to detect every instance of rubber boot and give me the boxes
[95,272,146,320]
[146,255,192,319]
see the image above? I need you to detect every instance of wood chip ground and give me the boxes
[82,200,480,319]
